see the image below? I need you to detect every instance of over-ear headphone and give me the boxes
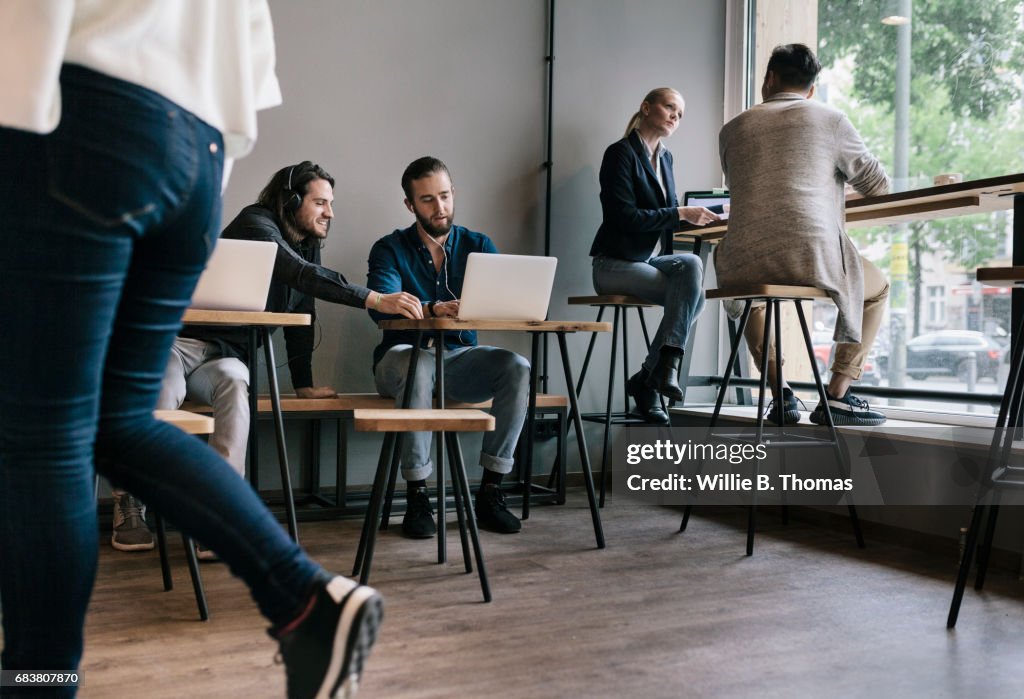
[282,164,302,212]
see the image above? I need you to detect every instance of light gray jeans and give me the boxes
[374,344,531,482]
[592,253,706,371]
[156,337,250,476]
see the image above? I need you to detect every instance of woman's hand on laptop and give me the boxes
[678,206,721,225]
[432,300,460,318]
[370,291,424,319]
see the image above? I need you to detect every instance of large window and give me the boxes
[792,1,1024,415]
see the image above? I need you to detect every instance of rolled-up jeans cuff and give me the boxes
[480,452,514,475]
[402,460,433,482]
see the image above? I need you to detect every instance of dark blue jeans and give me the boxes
[0,65,321,684]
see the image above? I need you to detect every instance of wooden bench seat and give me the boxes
[352,408,496,433]
[180,392,569,414]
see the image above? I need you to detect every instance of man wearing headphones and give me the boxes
[111,161,422,553]
[367,156,531,537]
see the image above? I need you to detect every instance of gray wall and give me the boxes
[546,0,726,468]
[229,0,726,486]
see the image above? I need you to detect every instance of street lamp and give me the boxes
[881,0,911,25]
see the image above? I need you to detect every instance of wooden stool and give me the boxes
[568,295,667,507]
[949,266,1024,627]
[351,409,496,602]
[678,286,865,555]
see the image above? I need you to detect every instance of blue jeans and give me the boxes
[374,345,531,482]
[592,254,706,370]
[0,65,321,682]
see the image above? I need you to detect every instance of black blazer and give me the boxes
[589,129,680,261]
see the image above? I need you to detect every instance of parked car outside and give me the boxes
[905,330,1004,381]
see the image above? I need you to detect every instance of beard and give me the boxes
[303,217,330,239]
[415,208,454,239]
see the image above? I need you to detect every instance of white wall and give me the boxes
[228,0,726,483]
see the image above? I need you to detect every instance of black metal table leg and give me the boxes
[262,328,299,543]
[598,308,620,508]
[522,331,541,519]
[381,331,423,529]
[247,328,260,492]
[434,330,446,564]
[556,332,605,548]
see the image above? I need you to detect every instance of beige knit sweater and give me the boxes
[716,92,890,343]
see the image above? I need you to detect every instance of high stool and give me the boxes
[351,408,496,602]
[948,266,1024,627]
[678,286,865,555]
[567,295,668,507]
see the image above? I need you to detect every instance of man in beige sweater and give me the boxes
[716,43,891,426]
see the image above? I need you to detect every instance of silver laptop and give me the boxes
[458,253,557,321]
[188,238,278,311]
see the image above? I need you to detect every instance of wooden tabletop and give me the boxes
[977,266,1024,287]
[378,318,612,332]
[182,309,311,326]
[674,172,1024,245]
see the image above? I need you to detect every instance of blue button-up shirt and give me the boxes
[367,223,498,367]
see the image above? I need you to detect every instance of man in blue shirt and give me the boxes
[368,156,530,537]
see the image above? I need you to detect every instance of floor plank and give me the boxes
[76,493,1024,698]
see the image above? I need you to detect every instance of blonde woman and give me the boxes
[589,87,719,422]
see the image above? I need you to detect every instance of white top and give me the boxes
[634,129,668,258]
[0,0,282,159]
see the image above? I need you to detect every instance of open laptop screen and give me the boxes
[457,253,557,321]
[684,190,729,219]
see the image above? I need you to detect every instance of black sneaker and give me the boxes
[765,388,801,426]
[476,483,522,533]
[401,486,436,539]
[809,389,886,426]
[111,493,155,552]
[273,575,384,699]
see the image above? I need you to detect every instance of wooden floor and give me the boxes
[79,493,1024,698]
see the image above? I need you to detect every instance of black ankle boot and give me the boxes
[627,369,669,424]
[646,352,684,401]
